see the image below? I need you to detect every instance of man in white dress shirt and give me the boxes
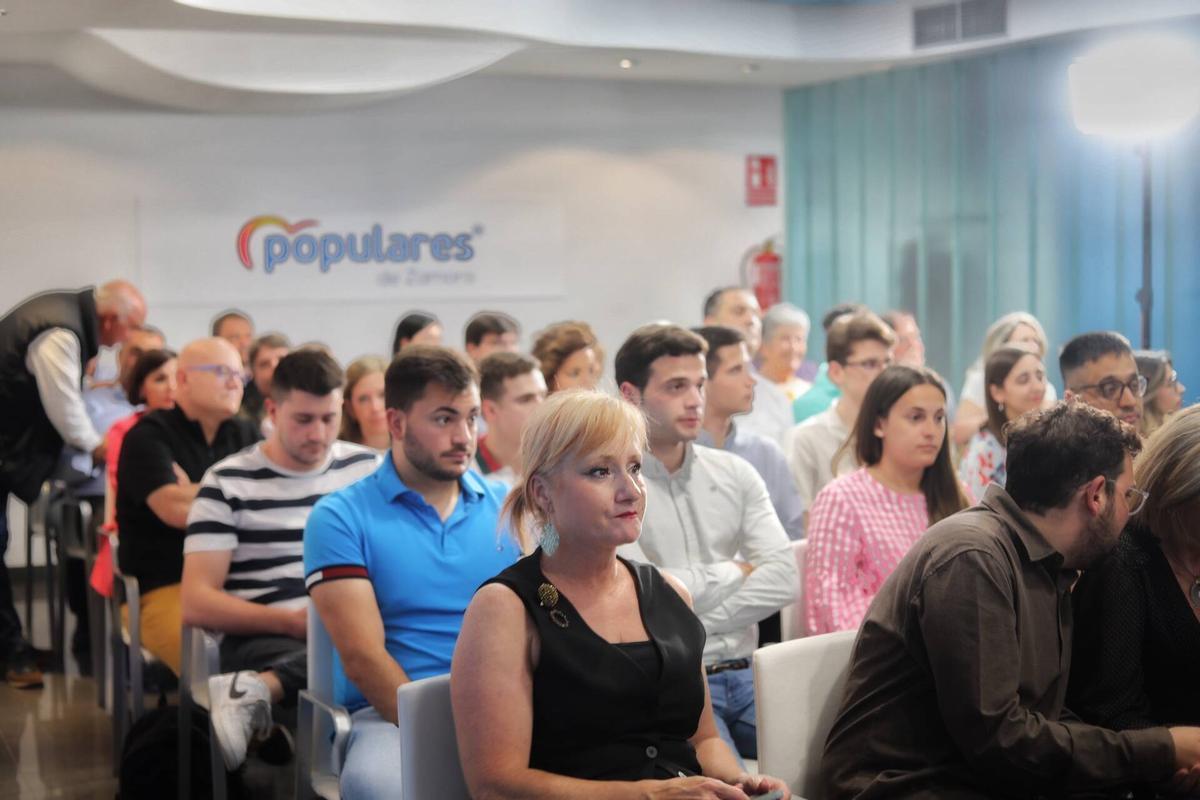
[614,323,796,764]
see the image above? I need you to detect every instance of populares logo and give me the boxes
[236,215,476,274]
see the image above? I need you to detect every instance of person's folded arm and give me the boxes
[118,422,193,528]
[619,529,743,618]
[658,560,746,618]
[920,549,1176,793]
[697,465,796,636]
[146,482,200,530]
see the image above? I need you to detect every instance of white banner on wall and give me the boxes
[140,200,567,305]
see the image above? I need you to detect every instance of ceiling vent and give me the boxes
[914,0,1006,48]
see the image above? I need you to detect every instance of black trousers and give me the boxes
[0,490,27,657]
[218,633,306,706]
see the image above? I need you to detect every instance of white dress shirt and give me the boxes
[737,371,799,448]
[618,443,797,664]
[25,328,103,453]
[787,400,857,512]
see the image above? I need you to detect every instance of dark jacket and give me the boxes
[0,288,100,502]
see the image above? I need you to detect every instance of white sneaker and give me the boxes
[208,671,272,771]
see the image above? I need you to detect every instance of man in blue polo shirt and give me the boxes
[304,345,519,800]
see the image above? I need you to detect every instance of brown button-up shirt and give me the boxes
[821,485,1176,799]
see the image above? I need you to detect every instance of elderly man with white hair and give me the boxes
[738,302,812,447]
[0,280,147,688]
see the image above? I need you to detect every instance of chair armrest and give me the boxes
[181,625,222,710]
[297,689,352,777]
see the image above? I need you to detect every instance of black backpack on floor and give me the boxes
[117,700,241,800]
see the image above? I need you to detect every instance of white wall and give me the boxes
[2,69,783,565]
[0,71,783,363]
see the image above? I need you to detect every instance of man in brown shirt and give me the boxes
[822,403,1200,798]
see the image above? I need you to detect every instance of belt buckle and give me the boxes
[706,658,746,676]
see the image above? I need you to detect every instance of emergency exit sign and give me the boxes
[746,155,777,206]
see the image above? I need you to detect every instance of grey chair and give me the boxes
[179,624,227,800]
[397,673,470,800]
[107,534,144,770]
[23,482,60,655]
[54,492,102,686]
[296,604,351,800]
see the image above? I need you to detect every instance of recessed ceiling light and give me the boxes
[619,58,637,70]
[742,63,760,74]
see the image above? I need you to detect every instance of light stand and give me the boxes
[1136,144,1152,349]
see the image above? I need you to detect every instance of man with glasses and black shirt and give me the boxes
[787,311,896,522]
[117,337,260,673]
[1061,331,1145,431]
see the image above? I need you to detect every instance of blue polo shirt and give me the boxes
[303,452,520,712]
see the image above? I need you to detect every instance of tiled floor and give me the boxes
[1,571,116,800]
[4,574,293,799]
[0,670,117,800]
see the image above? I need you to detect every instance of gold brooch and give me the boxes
[537,582,569,628]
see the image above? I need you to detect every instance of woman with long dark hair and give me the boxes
[804,365,968,635]
[958,345,1047,501]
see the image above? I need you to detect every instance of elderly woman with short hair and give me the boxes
[739,302,811,446]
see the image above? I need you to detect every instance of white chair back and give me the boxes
[397,674,470,800]
[753,629,857,798]
[778,539,807,640]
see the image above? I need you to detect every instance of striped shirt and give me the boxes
[804,467,929,635]
[184,440,381,610]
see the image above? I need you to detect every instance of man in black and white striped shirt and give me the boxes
[181,349,380,771]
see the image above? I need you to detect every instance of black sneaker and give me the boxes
[5,643,44,690]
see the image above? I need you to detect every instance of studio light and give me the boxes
[1069,34,1200,140]
[1068,33,1200,348]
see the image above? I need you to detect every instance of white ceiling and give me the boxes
[0,0,1196,112]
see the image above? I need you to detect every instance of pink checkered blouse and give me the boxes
[804,467,930,635]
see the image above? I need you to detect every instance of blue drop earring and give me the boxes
[540,520,559,555]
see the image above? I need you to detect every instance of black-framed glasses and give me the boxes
[1071,374,1148,402]
[1107,480,1149,516]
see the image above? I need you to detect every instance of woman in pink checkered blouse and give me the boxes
[804,365,969,635]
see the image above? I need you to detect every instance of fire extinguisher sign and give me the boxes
[745,155,777,207]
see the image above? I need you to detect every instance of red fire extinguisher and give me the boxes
[740,238,782,310]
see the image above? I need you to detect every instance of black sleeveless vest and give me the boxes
[0,288,100,501]
[484,551,707,781]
